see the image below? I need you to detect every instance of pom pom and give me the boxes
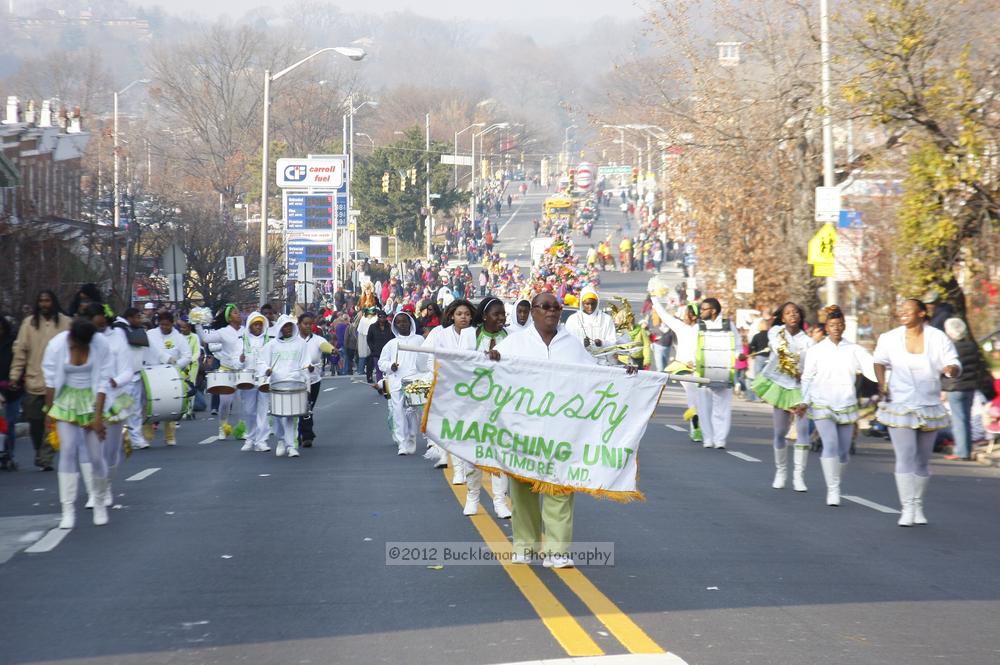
[188,306,213,326]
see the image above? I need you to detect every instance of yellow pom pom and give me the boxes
[683,407,696,422]
[47,427,61,451]
[222,422,233,437]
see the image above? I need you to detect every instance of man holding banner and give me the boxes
[417,292,700,569]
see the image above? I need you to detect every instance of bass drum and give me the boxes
[142,364,188,422]
[269,381,309,417]
[206,371,237,395]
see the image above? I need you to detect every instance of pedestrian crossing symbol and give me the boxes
[807,223,836,276]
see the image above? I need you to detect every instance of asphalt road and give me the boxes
[2,190,999,665]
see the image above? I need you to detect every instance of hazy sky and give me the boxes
[128,0,648,21]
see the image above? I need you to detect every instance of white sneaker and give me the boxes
[275,443,286,457]
[702,441,713,449]
[240,441,254,452]
[543,554,575,569]
[714,442,726,449]
[132,441,151,450]
[287,447,300,458]
[217,427,226,440]
[254,442,271,452]
[510,552,532,565]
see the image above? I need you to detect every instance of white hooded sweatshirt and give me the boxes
[378,312,423,394]
[564,286,617,348]
[257,314,308,386]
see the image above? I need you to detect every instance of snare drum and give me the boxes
[234,370,256,390]
[402,378,430,409]
[269,381,309,417]
[141,364,188,422]
[206,371,237,395]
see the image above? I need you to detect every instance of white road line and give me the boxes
[842,495,901,514]
[126,467,161,482]
[664,424,686,432]
[323,387,336,392]
[197,436,217,445]
[726,451,762,463]
[25,528,69,553]
[498,200,528,236]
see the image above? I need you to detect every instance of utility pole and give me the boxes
[820,0,837,306]
[425,113,432,260]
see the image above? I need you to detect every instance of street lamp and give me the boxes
[562,124,577,171]
[258,46,366,307]
[602,124,628,164]
[355,132,375,150]
[470,122,508,219]
[454,122,484,189]
[613,138,643,170]
[113,78,150,232]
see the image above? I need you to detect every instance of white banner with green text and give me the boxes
[420,348,671,502]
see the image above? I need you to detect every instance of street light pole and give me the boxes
[470,122,508,222]
[112,78,149,305]
[257,46,366,308]
[820,0,837,306]
[454,122,484,189]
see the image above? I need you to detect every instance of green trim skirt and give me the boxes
[876,403,949,431]
[49,386,96,426]
[104,393,135,424]
[751,375,803,411]
[808,403,859,425]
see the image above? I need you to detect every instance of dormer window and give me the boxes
[717,42,742,66]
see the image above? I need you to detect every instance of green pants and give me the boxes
[509,476,574,557]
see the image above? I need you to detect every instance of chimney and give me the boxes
[3,95,20,124]
[58,107,68,130]
[24,99,36,125]
[39,99,52,126]
[68,106,82,133]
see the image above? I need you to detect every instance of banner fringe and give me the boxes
[475,463,645,504]
[419,365,439,433]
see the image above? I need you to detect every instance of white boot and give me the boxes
[772,447,788,489]
[792,446,809,492]
[912,475,929,525]
[452,455,466,485]
[57,472,79,529]
[80,462,96,509]
[435,445,449,469]
[92,476,109,526]
[463,468,482,516]
[492,473,512,519]
[820,457,841,506]
[895,473,915,526]
[105,481,114,507]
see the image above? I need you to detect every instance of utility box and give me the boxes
[369,235,389,260]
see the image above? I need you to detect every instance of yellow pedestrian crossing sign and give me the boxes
[807,223,836,276]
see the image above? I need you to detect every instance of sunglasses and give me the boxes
[532,304,564,312]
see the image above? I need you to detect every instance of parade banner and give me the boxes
[419,349,672,502]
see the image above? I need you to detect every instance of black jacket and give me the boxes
[749,330,770,357]
[942,337,985,392]
[366,322,394,359]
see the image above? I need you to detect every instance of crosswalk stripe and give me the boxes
[125,468,161,482]
[197,436,217,445]
[664,424,686,432]
[24,527,69,553]
[842,495,900,514]
[726,451,762,463]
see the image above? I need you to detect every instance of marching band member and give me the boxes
[693,298,740,450]
[259,315,310,458]
[489,292,604,568]
[378,311,423,456]
[508,298,532,333]
[144,311,192,446]
[42,318,114,528]
[873,299,960,526]
[461,297,512,519]
[800,306,875,506]
[564,287,617,361]
[421,300,476,473]
[177,318,201,418]
[197,304,244,441]
[751,302,813,490]
[239,312,272,452]
[297,311,335,448]
[83,304,136,509]
[112,307,149,451]
[651,301,704,442]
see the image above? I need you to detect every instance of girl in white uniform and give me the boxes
[378,311,423,455]
[258,315,310,458]
[421,300,477,473]
[42,319,114,528]
[197,304,244,440]
[873,298,960,526]
[239,312,271,452]
[651,300,703,442]
[297,312,335,447]
[751,302,814,491]
[461,297,512,518]
[800,306,875,506]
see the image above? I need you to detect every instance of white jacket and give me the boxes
[759,325,813,389]
[564,287,617,349]
[198,324,245,370]
[494,323,596,365]
[258,315,309,386]
[145,327,193,369]
[102,326,139,404]
[420,324,476,374]
[873,325,960,408]
[651,300,698,364]
[378,313,423,394]
[42,331,114,398]
[801,337,875,410]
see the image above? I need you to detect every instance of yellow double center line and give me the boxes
[442,469,666,656]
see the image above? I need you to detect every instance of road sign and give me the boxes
[161,243,186,277]
[597,165,632,176]
[815,186,841,223]
[166,273,184,303]
[835,227,864,281]
[276,156,346,188]
[735,268,754,294]
[296,262,315,304]
[225,256,246,281]
[807,223,836,264]
[285,192,348,230]
[838,210,863,229]
[287,242,335,280]
[440,154,473,166]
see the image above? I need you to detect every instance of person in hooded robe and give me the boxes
[378,311,423,455]
[564,286,617,363]
[258,315,311,458]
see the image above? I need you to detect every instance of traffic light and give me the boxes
[568,168,576,192]
[400,173,406,192]
[631,167,639,187]
[409,168,417,186]
[381,172,390,193]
